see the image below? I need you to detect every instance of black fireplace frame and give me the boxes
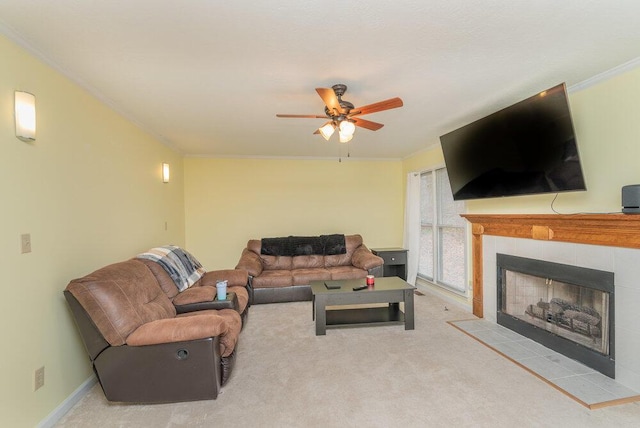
[496,253,615,378]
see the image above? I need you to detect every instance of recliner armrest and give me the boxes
[126,313,230,346]
[127,309,241,357]
[174,292,239,314]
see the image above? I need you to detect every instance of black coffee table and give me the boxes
[310,277,415,335]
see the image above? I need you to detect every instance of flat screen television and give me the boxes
[440,83,586,201]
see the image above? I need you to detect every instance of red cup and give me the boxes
[366,275,375,286]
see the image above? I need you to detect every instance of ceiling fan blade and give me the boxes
[316,88,346,115]
[352,117,384,131]
[349,97,403,116]
[276,114,327,118]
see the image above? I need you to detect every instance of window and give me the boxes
[418,168,467,294]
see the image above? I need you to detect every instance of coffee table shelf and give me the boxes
[325,305,405,329]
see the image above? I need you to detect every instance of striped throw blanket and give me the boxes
[137,245,206,292]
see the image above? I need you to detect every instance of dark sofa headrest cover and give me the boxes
[261,234,346,257]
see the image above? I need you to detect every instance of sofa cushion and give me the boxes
[198,269,248,288]
[137,258,180,299]
[260,255,293,271]
[327,265,369,280]
[324,234,363,267]
[292,268,331,284]
[292,254,325,269]
[252,269,293,288]
[66,260,176,346]
[322,234,347,255]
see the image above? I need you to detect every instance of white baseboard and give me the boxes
[37,375,97,428]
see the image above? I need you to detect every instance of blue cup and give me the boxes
[216,280,228,300]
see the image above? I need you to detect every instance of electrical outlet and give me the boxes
[34,366,44,391]
[21,233,32,253]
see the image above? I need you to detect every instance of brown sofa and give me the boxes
[235,234,384,304]
[64,255,250,403]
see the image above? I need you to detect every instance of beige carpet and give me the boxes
[55,291,640,427]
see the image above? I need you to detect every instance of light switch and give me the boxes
[21,233,31,253]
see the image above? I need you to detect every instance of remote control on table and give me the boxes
[353,285,368,291]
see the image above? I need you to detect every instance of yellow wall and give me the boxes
[184,157,404,269]
[0,35,185,427]
[402,145,444,175]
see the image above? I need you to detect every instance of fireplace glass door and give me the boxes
[502,270,609,355]
[497,253,615,377]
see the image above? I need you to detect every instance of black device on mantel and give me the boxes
[622,184,640,214]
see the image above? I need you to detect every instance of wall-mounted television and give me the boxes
[440,83,586,201]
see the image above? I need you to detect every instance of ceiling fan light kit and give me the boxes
[339,119,355,136]
[276,84,403,143]
[339,132,353,144]
[319,122,336,141]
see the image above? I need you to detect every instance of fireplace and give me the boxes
[497,254,615,378]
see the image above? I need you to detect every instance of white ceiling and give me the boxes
[2,1,640,159]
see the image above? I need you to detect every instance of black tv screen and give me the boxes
[440,83,587,201]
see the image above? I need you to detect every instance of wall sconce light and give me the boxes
[15,91,36,142]
[162,163,170,183]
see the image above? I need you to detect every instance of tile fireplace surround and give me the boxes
[462,214,640,393]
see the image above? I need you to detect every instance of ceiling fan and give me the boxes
[276,84,403,143]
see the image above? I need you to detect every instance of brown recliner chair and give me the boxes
[64,259,242,403]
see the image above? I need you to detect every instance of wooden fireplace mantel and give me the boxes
[461,214,640,318]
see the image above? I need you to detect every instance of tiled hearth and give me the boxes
[450,318,639,408]
[462,214,640,396]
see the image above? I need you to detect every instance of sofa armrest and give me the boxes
[200,269,248,288]
[235,248,264,277]
[174,292,239,314]
[351,245,384,270]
